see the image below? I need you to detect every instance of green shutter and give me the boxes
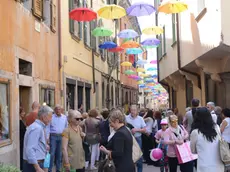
[69,0,74,34]
[78,1,82,39]
[172,14,176,43]
[158,34,162,58]
[163,26,166,54]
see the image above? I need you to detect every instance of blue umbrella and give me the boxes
[126,48,143,55]
[126,2,156,17]
[147,67,157,71]
[141,38,160,46]
[151,74,157,78]
[136,59,147,65]
[99,41,117,49]
[118,29,139,39]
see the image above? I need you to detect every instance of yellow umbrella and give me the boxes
[121,61,132,67]
[142,26,163,35]
[136,68,145,72]
[140,73,151,77]
[97,5,126,19]
[137,80,143,84]
[121,41,140,48]
[158,0,188,14]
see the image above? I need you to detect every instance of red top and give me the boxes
[25,112,38,126]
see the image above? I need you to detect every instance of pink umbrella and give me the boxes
[128,75,139,79]
[150,60,157,64]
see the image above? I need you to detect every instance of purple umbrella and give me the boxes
[126,2,156,17]
[118,29,138,39]
[141,38,160,46]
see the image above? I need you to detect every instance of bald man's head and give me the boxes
[32,101,40,112]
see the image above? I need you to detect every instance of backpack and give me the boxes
[99,119,110,145]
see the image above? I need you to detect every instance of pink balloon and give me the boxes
[150,148,163,161]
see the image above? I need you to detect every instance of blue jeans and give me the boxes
[49,135,62,172]
[23,161,44,172]
[135,136,143,172]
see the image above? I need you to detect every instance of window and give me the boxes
[90,20,97,51]
[0,82,10,144]
[69,0,82,39]
[50,0,57,32]
[172,14,177,44]
[95,82,99,108]
[111,86,114,107]
[40,85,55,108]
[78,85,83,108]
[85,87,91,112]
[33,0,43,18]
[102,81,105,107]
[162,26,166,54]
[66,84,75,110]
[19,59,32,76]
[157,34,163,59]
[185,80,193,107]
[83,1,91,46]
[22,0,32,11]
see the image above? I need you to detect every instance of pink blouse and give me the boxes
[155,129,167,140]
[163,126,188,158]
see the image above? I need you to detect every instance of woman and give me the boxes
[163,114,193,172]
[100,109,134,172]
[215,106,223,126]
[62,110,85,172]
[84,109,101,170]
[190,107,224,172]
[142,110,154,164]
[19,106,26,171]
[220,108,230,147]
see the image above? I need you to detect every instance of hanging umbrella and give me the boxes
[121,41,140,48]
[97,5,126,19]
[126,2,156,17]
[126,48,143,55]
[108,46,124,52]
[92,27,113,37]
[158,0,188,14]
[140,73,151,77]
[121,61,132,67]
[147,67,157,71]
[142,26,163,35]
[136,68,145,72]
[141,38,160,46]
[128,75,139,79]
[122,38,133,44]
[99,41,117,49]
[150,60,157,64]
[142,45,159,49]
[69,8,97,21]
[118,29,138,39]
[136,59,147,65]
[124,70,136,75]
[138,80,143,84]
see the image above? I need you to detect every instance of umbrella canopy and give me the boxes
[128,75,139,79]
[140,73,151,77]
[136,59,147,65]
[138,81,144,84]
[121,41,140,48]
[108,46,124,52]
[126,48,143,55]
[142,26,163,35]
[124,70,136,75]
[118,29,138,39]
[158,0,188,14]
[97,5,126,19]
[99,41,117,49]
[136,68,145,72]
[126,2,156,17]
[142,45,159,49]
[147,67,157,71]
[150,60,157,64]
[69,8,97,21]
[121,61,132,67]
[92,27,113,37]
[141,38,160,46]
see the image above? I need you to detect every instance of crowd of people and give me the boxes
[18,99,229,172]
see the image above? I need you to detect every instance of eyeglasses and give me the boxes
[75,118,83,121]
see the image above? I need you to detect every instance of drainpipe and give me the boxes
[176,14,201,89]
[58,0,63,105]
[92,49,96,93]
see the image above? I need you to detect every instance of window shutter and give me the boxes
[51,0,57,32]
[33,0,43,19]
[90,20,97,49]
[69,0,74,34]
[78,1,82,39]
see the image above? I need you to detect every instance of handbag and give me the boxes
[98,158,116,172]
[175,141,198,164]
[43,153,51,168]
[216,128,230,165]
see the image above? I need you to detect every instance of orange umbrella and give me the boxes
[121,41,140,48]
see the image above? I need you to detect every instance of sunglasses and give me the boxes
[75,118,83,121]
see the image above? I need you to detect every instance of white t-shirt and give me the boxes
[126,114,146,138]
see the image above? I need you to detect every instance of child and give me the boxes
[155,118,168,172]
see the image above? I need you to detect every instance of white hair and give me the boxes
[207,102,215,108]
[37,105,53,118]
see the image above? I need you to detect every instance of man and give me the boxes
[207,102,217,123]
[126,105,146,172]
[23,105,53,172]
[47,105,68,172]
[25,101,40,126]
[183,98,200,133]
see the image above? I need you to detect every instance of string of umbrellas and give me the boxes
[69,0,188,100]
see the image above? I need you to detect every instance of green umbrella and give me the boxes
[124,69,136,75]
[142,45,159,49]
[92,27,113,37]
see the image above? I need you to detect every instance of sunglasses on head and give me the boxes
[75,118,83,121]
